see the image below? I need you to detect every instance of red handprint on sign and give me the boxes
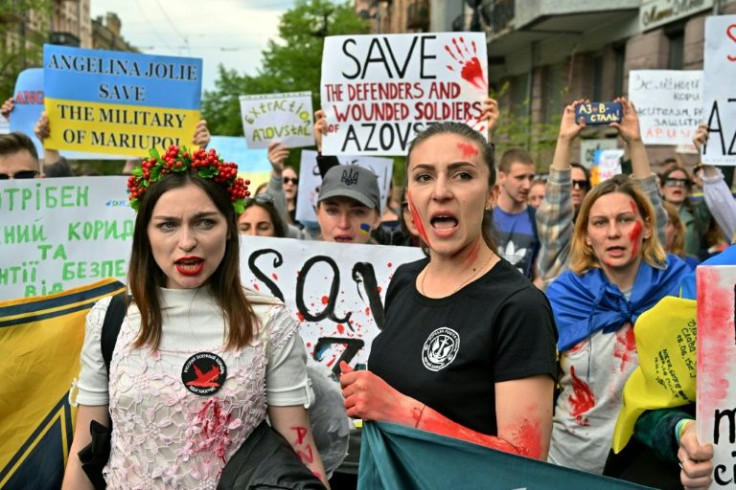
[727,24,736,61]
[444,37,487,91]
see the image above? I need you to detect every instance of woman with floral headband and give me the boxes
[62,146,328,488]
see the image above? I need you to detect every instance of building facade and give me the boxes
[92,13,137,52]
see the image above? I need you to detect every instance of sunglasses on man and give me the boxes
[0,170,39,180]
[664,178,692,188]
[572,179,590,190]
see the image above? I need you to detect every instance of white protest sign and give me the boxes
[580,139,619,169]
[592,149,624,186]
[240,236,423,372]
[295,150,393,223]
[629,70,703,145]
[702,15,736,165]
[239,92,315,149]
[0,177,133,299]
[320,32,488,156]
[696,266,736,489]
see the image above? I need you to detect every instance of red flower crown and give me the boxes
[127,145,250,214]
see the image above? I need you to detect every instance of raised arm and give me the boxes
[481,97,499,142]
[34,111,62,166]
[265,140,291,226]
[610,98,667,245]
[192,119,211,148]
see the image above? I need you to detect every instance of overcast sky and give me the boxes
[90,0,296,92]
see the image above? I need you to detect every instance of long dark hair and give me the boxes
[406,122,498,251]
[128,170,256,350]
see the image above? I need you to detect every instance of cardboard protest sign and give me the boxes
[241,236,422,372]
[239,92,314,149]
[209,135,271,193]
[697,266,736,488]
[591,149,624,186]
[295,150,393,223]
[702,15,736,165]
[0,177,133,300]
[43,45,202,157]
[320,33,488,156]
[580,139,619,169]
[9,68,128,160]
[629,70,703,145]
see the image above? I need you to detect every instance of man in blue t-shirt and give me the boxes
[493,148,540,279]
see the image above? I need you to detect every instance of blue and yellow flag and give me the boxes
[0,279,124,489]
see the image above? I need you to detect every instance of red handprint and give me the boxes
[444,37,487,91]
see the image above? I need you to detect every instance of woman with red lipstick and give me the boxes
[63,147,329,489]
[546,174,690,475]
[339,121,558,473]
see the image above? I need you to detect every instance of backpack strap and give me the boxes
[101,292,128,379]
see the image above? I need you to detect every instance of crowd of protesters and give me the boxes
[2,87,733,490]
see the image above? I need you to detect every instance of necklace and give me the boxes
[420,253,495,297]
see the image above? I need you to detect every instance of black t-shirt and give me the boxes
[369,258,557,436]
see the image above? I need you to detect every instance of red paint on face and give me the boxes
[568,365,595,426]
[697,268,734,401]
[457,141,479,158]
[628,220,643,258]
[407,190,430,245]
[613,323,637,372]
[512,418,543,459]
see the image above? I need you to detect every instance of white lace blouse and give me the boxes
[72,286,313,489]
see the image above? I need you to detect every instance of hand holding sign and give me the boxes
[677,421,714,490]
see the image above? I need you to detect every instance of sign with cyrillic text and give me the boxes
[320,33,488,156]
[697,266,736,488]
[295,150,393,223]
[43,44,202,157]
[629,70,703,145]
[239,92,314,149]
[0,177,133,299]
[702,16,736,165]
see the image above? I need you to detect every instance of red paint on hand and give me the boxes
[417,408,522,455]
[511,418,543,459]
[568,365,595,426]
[613,324,637,372]
[457,141,479,158]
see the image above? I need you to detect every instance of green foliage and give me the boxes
[0,0,51,98]
[201,0,369,171]
[490,81,562,168]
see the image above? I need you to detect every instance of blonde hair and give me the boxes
[663,201,686,257]
[570,174,667,274]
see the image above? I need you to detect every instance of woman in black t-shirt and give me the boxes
[339,120,557,459]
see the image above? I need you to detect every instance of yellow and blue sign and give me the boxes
[43,44,202,157]
[0,279,125,489]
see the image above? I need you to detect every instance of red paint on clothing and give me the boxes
[457,141,479,158]
[613,324,637,372]
[407,190,430,245]
[568,365,595,426]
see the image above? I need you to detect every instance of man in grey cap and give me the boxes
[316,163,381,244]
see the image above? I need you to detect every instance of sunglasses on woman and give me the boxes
[0,170,39,180]
[664,178,691,188]
[244,194,275,207]
[283,177,298,185]
[572,179,590,190]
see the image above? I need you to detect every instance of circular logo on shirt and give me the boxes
[421,327,460,372]
[181,352,227,396]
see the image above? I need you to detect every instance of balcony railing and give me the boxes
[407,0,429,31]
[482,0,514,33]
